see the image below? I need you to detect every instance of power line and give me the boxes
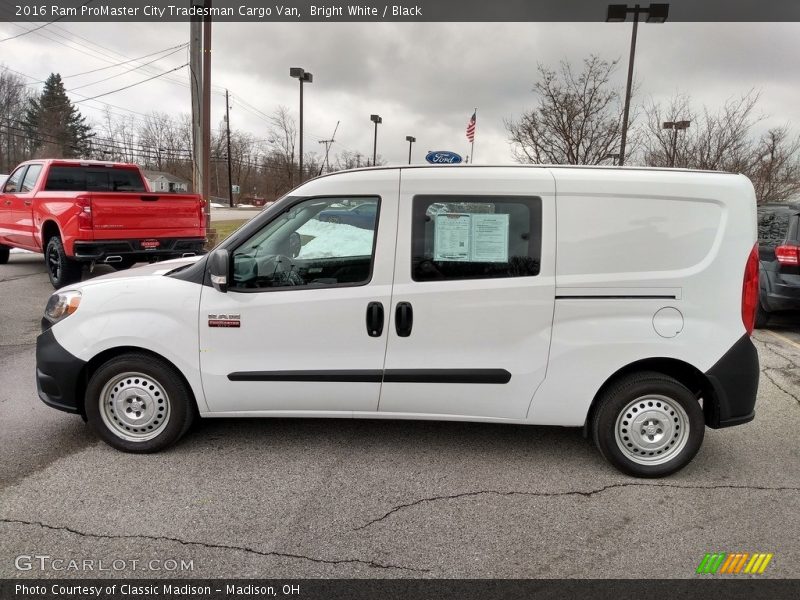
[0,1,94,43]
[67,45,188,92]
[61,43,188,80]
[72,64,189,104]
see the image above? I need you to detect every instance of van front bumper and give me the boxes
[35,329,86,415]
[704,334,759,428]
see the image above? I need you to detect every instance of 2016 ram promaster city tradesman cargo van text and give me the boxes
[35,165,760,477]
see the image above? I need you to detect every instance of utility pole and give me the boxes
[202,1,212,229]
[189,5,202,203]
[318,139,334,173]
[225,89,233,207]
[317,120,339,176]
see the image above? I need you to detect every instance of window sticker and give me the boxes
[433,212,509,262]
[434,214,471,261]
[471,213,509,262]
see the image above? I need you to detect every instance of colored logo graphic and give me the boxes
[425,151,463,164]
[696,552,773,574]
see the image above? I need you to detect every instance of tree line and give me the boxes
[506,55,800,204]
[2,60,799,204]
[0,69,378,201]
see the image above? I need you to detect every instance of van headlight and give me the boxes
[44,290,82,324]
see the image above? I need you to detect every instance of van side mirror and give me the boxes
[209,249,229,293]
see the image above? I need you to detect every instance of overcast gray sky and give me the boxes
[2,20,799,164]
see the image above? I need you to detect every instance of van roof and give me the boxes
[313,163,738,180]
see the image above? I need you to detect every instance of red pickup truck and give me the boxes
[0,160,206,288]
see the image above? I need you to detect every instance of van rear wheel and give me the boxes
[592,372,705,477]
[85,353,195,452]
[0,244,9,264]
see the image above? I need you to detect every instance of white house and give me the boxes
[143,170,190,193]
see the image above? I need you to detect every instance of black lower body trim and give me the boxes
[704,334,759,429]
[36,329,87,414]
[227,369,512,384]
[228,370,382,382]
[383,369,511,384]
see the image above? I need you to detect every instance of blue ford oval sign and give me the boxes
[425,151,463,164]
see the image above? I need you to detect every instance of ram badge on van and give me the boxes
[35,166,760,477]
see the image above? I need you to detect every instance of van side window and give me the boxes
[231,196,380,291]
[411,195,542,282]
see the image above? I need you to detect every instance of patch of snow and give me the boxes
[10,248,34,254]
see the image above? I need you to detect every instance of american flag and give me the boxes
[466,111,476,143]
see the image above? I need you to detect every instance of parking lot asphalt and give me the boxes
[1,252,799,579]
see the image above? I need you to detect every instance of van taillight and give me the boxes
[775,244,800,265]
[742,244,760,336]
[76,195,92,229]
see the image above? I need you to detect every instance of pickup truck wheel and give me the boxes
[46,236,83,288]
[592,372,705,478]
[85,353,195,453]
[0,244,9,265]
[110,258,137,271]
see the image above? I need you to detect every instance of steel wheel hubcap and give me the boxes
[99,372,170,442]
[614,394,690,465]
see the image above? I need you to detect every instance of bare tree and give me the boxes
[749,127,800,204]
[505,55,626,165]
[0,68,35,169]
[268,105,297,190]
[641,91,800,203]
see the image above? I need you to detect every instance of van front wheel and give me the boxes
[592,372,705,477]
[85,353,195,452]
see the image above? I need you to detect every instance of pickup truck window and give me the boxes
[44,166,147,192]
[3,166,26,193]
[231,196,380,291]
[411,195,542,282]
[21,164,43,192]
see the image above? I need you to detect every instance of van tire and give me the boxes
[46,236,83,289]
[592,372,705,478]
[0,244,9,264]
[85,353,195,453]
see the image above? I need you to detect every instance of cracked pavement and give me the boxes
[1,253,799,578]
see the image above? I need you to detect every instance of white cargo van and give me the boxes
[36,166,760,477]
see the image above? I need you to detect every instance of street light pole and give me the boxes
[290,67,313,183]
[406,135,416,164]
[606,4,669,166]
[662,119,690,167]
[370,114,382,166]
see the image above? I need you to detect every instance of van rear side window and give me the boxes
[411,195,542,282]
[44,166,146,192]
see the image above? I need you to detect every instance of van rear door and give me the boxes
[378,168,557,420]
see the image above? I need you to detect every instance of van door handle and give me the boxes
[366,302,384,337]
[24,199,32,206]
[395,302,413,337]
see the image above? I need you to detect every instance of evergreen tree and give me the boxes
[25,73,93,158]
